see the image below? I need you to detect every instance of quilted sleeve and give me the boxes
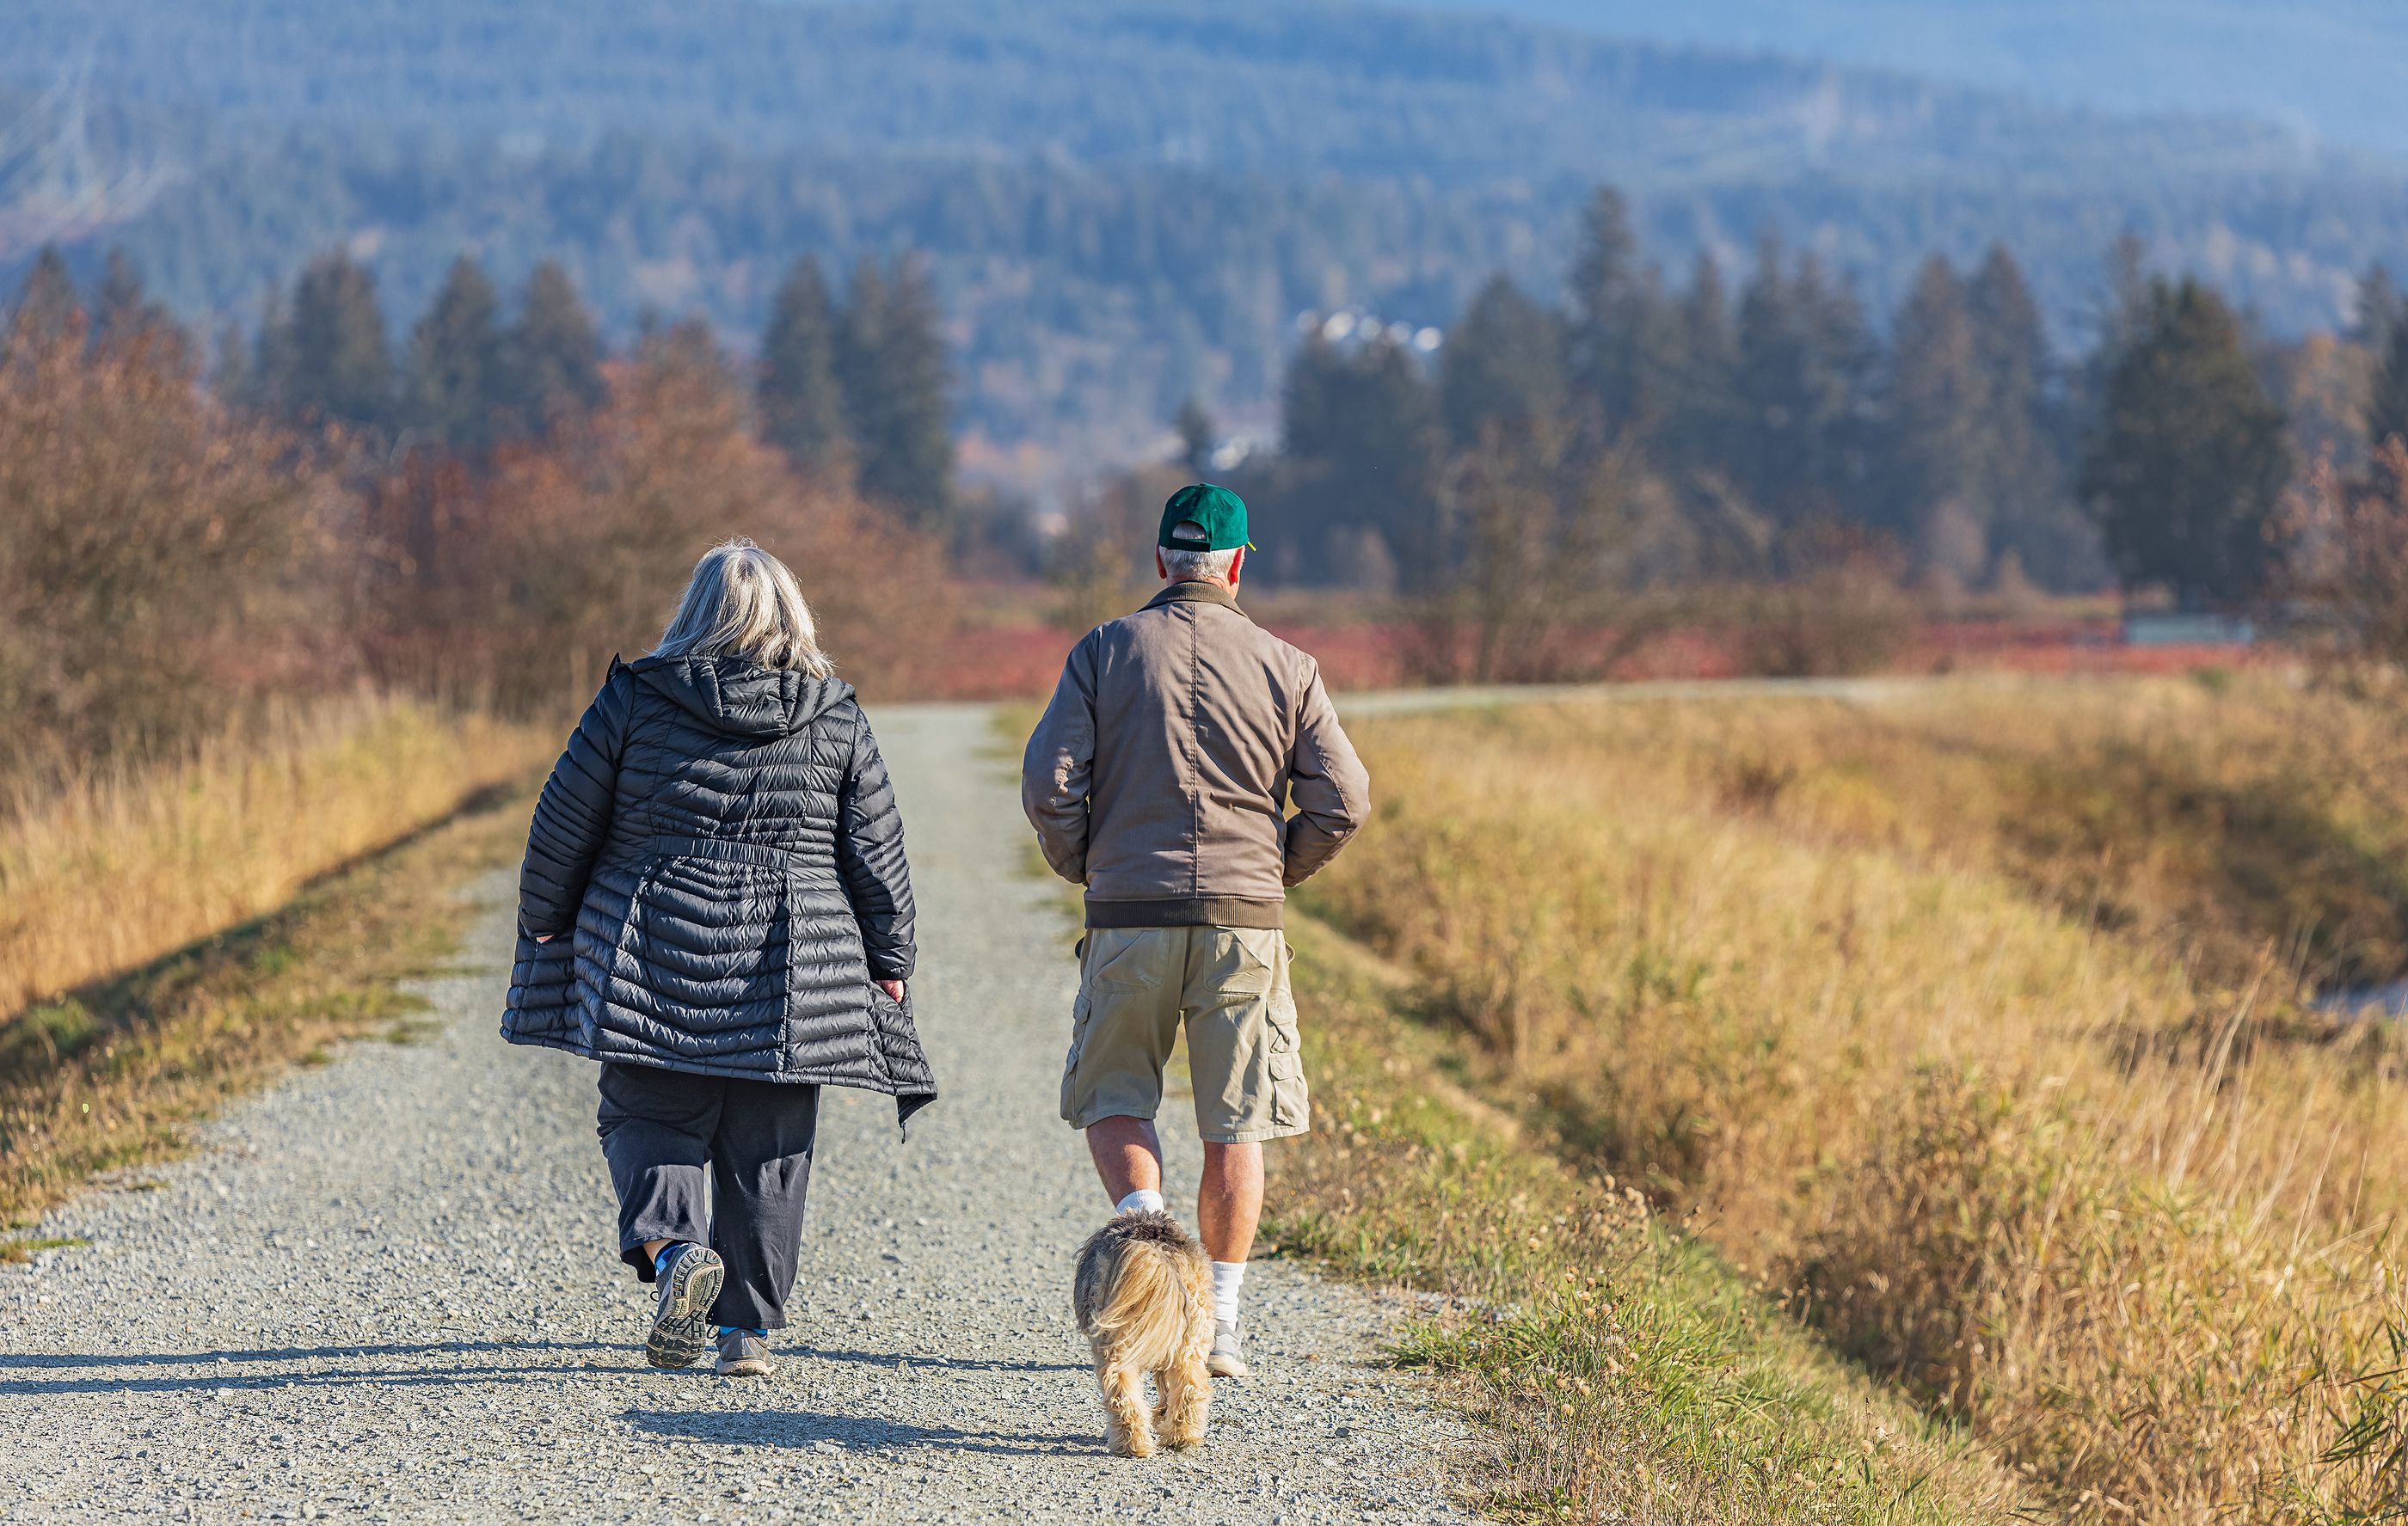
[837,706,918,982]
[516,668,632,939]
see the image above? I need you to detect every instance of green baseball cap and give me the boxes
[1158,483,1254,553]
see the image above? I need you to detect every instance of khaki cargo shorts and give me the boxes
[1059,926,1310,1143]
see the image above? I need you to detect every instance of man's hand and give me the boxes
[875,978,906,1003]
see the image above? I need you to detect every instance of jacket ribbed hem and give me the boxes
[1084,895,1284,929]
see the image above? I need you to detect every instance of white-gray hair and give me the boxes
[654,537,832,676]
[1161,520,1239,584]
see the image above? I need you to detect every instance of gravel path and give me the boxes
[1,704,1478,1525]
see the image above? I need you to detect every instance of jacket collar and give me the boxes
[1142,579,1245,615]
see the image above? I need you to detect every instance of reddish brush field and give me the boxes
[923,611,2265,700]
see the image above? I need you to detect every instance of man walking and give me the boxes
[1022,483,1370,1379]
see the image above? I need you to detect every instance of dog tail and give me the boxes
[1088,1224,1212,1372]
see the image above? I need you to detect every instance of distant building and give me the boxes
[2121,611,2254,647]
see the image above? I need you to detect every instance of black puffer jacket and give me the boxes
[501,654,936,1128]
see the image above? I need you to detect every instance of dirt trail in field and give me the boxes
[0,703,1476,1525]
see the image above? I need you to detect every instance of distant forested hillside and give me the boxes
[3,0,2350,185]
[1411,0,2408,157]
[6,0,2408,486]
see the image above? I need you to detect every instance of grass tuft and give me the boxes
[0,1235,90,1264]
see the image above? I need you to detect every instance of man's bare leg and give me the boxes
[1196,1140,1262,1264]
[1198,1139,1262,1376]
[1087,1115,1164,1203]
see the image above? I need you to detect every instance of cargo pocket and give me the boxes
[1059,991,1094,1122]
[1222,929,1278,996]
[1266,993,1308,1131]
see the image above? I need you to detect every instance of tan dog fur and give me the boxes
[1071,1210,1214,1457]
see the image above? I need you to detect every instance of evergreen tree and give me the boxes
[1439,274,1564,448]
[1664,249,1739,476]
[2080,278,2290,607]
[758,255,849,478]
[837,255,954,530]
[1883,255,1991,576]
[508,260,607,436]
[1563,187,1677,444]
[1281,330,1444,584]
[1735,239,1876,535]
[2084,233,2153,398]
[9,247,82,348]
[270,249,394,431]
[1966,244,2094,586]
[405,254,507,451]
[243,288,296,418]
[1174,396,1216,476]
[93,248,184,362]
[2368,307,2408,461]
[2350,263,2402,350]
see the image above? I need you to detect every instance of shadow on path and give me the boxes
[798,1345,1083,1375]
[0,1339,617,1370]
[627,1408,1097,1456]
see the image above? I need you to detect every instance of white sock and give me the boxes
[1211,1260,1246,1328]
[1115,1188,1165,1217]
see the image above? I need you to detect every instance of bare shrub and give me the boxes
[1044,464,1179,634]
[1412,427,1671,684]
[2282,440,2408,670]
[1735,524,1915,677]
[0,319,335,772]
[359,334,955,710]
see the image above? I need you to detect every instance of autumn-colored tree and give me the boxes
[365,322,952,710]
[2283,439,2408,668]
[0,316,330,769]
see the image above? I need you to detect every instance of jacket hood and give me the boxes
[625,654,854,738]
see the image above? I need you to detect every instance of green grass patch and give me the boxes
[0,1235,90,1264]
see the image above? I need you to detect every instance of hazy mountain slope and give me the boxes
[1406,0,2408,156]
[0,0,2365,187]
[7,0,2408,486]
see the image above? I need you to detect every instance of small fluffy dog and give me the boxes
[1072,1210,1214,1457]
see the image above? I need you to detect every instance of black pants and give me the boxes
[596,1063,821,1332]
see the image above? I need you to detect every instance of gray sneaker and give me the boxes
[716,1327,775,1379]
[645,1244,725,1370]
[1207,1318,1248,1379]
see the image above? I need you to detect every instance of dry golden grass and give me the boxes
[1302,675,2408,1521]
[0,692,555,1026]
[1268,911,2027,1524]
[0,773,537,1231]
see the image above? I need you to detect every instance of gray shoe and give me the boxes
[646,1244,724,1370]
[716,1327,775,1378]
[1207,1318,1248,1379]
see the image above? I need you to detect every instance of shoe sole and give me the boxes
[646,1249,726,1370]
[716,1357,775,1379]
[1207,1353,1248,1379]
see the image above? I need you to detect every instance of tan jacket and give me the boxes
[1022,580,1371,928]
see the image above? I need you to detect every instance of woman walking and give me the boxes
[501,538,937,1378]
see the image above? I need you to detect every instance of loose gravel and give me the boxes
[1,703,1479,1524]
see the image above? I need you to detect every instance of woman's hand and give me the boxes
[875,978,906,1003]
